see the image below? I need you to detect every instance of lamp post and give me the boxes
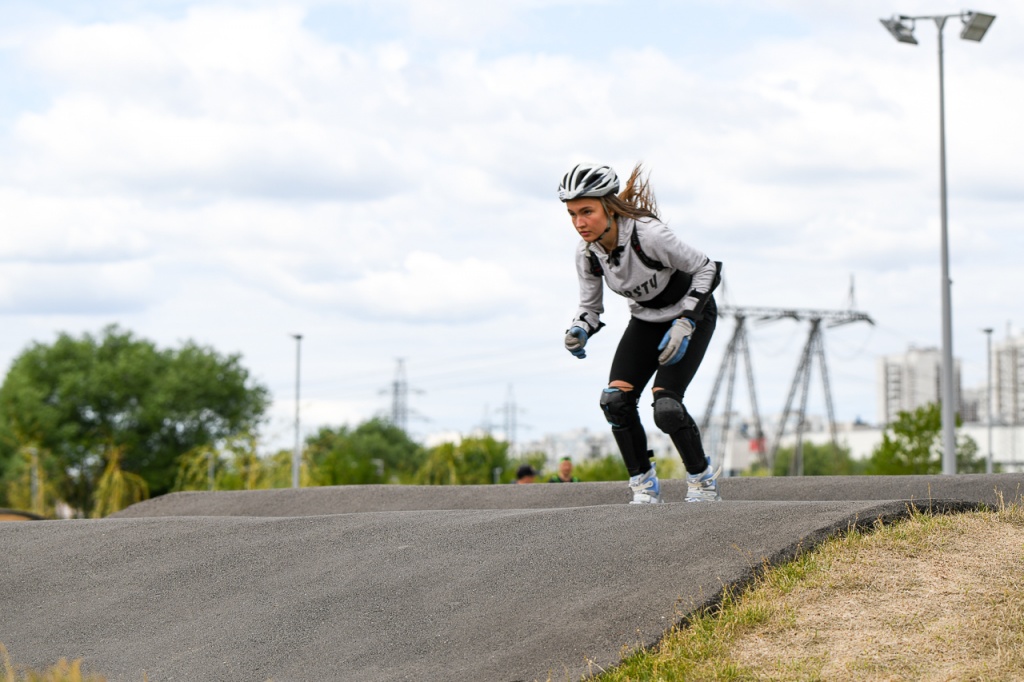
[880,10,995,475]
[983,327,993,474]
[291,333,303,488]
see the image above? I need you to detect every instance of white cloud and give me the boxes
[0,260,155,314]
[348,252,524,321]
[1,0,1022,449]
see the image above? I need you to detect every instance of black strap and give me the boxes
[630,226,664,270]
[587,220,663,277]
[635,270,692,309]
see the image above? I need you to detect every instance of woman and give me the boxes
[560,162,721,503]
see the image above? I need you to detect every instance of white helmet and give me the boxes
[558,164,620,201]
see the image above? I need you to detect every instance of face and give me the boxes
[565,198,608,242]
[559,459,573,477]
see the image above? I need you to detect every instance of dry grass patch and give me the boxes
[1,644,108,682]
[599,504,1024,681]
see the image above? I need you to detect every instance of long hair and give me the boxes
[603,162,659,222]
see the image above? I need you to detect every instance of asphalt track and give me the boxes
[2,474,1023,682]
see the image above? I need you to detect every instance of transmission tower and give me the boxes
[499,384,526,457]
[387,358,410,432]
[706,305,873,474]
[700,313,767,469]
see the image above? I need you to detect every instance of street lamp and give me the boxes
[291,333,303,488]
[983,327,993,474]
[879,9,995,475]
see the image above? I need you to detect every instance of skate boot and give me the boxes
[685,463,721,502]
[628,464,662,504]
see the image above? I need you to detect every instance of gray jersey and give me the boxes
[570,217,720,333]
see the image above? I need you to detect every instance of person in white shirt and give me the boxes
[560,162,722,503]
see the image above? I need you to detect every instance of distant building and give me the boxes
[877,345,961,425]
[993,334,1024,425]
[959,386,984,424]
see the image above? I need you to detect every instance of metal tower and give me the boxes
[389,358,410,432]
[700,312,767,469]
[705,305,873,474]
[499,384,526,457]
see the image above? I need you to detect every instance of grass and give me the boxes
[590,501,1024,681]
[1,644,108,682]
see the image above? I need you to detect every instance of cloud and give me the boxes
[0,260,155,314]
[1,0,1022,446]
[347,252,524,322]
[0,189,152,263]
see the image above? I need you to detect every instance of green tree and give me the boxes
[866,403,984,475]
[305,418,424,485]
[172,431,296,491]
[416,435,510,485]
[572,454,629,482]
[0,325,269,514]
[91,445,149,518]
[3,442,61,517]
[764,441,863,477]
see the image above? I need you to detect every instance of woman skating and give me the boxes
[560,162,722,503]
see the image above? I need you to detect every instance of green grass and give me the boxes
[594,501,1024,682]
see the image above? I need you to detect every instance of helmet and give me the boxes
[558,164,620,201]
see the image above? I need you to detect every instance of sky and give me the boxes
[1,0,1022,453]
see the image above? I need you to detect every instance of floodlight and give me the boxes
[879,7,996,474]
[880,16,918,44]
[960,11,995,41]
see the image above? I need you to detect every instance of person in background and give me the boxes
[548,457,580,483]
[559,162,721,504]
[515,464,537,483]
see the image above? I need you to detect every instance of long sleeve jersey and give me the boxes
[570,216,721,334]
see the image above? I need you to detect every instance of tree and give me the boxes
[572,454,629,482]
[173,431,294,492]
[763,442,863,477]
[865,403,984,475]
[305,418,425,485]
[91,445,149,518]
[3,442,60,517]
[0,325,269,515]
[416,435,510,485]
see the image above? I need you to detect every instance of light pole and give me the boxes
[291,333,303,488]
[880,10,995,475]
[983,327,993,474]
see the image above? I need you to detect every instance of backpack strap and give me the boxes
[630,223,665,271]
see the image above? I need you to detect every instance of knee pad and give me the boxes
[600,387,640,429]
[653,390,694,434]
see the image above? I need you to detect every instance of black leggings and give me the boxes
[604,297,717,476]
[609,296,717,396]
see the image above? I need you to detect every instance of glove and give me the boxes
[657,318,695,366]
[564,326,589,359]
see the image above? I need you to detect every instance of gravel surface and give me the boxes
[2,474,1022,682]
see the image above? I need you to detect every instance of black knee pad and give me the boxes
[652,390,693,434]
[600,387,640,429]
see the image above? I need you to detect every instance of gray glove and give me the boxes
[564,326,588,359]
[657,318,696,366]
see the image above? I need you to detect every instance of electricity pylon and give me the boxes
[383,358,424,433]
[700,312,767,469]
[704,306,873,474]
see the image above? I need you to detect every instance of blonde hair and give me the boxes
[602,162,659,222]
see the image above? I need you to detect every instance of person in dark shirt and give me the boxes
[515,464,537,483]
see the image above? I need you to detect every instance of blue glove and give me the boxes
[657,318,695,366]
[564,326,589,359]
